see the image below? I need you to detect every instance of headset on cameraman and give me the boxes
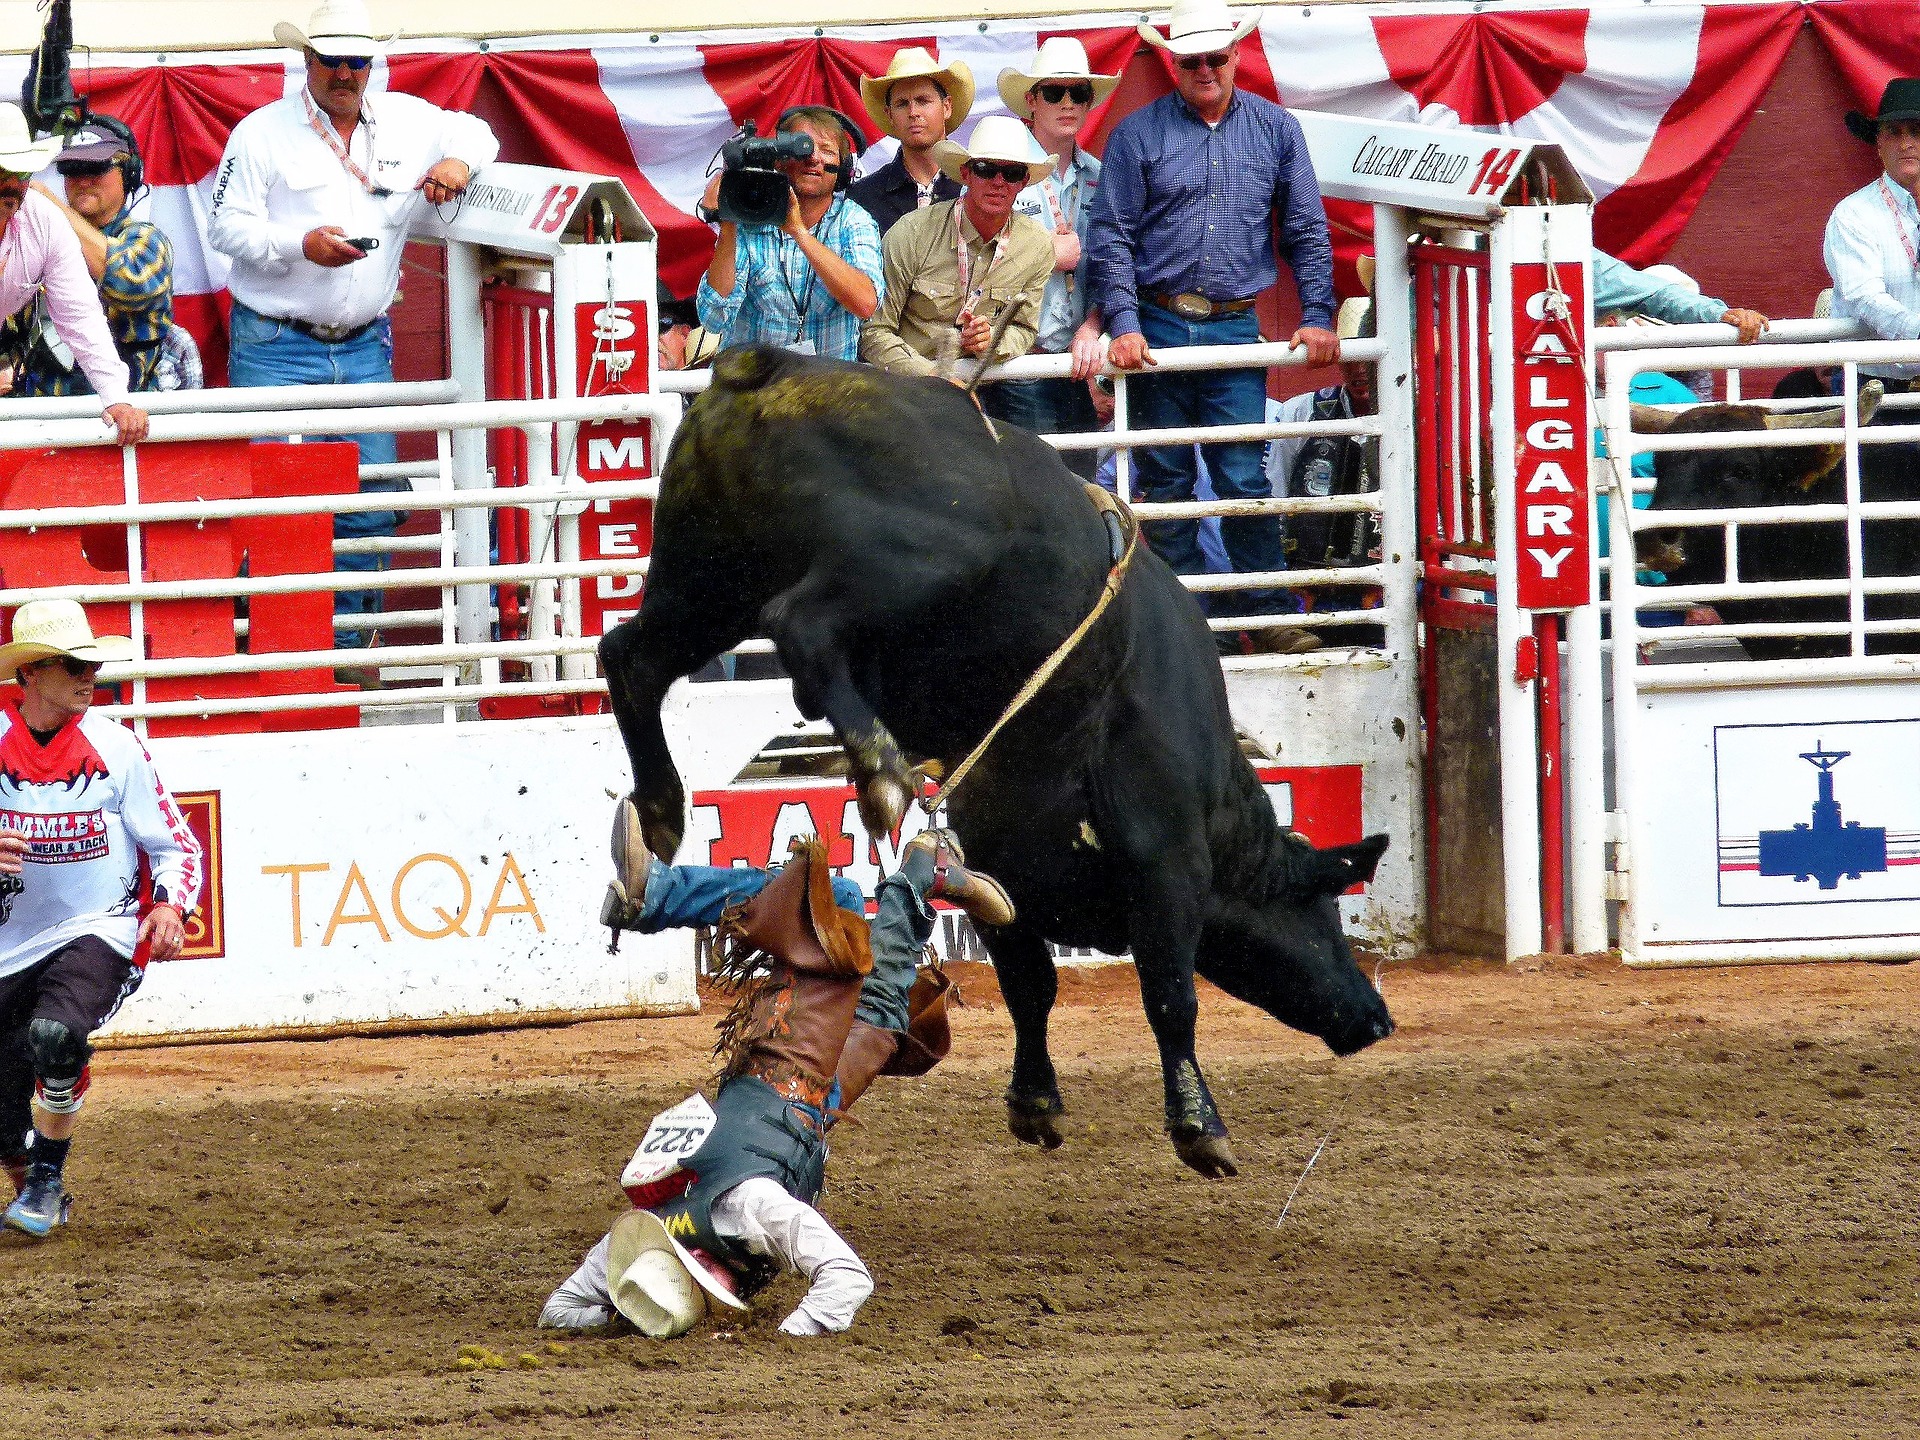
[772,105,869,191]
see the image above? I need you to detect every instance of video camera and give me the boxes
[23,0,85,139]
[715,122,814,227]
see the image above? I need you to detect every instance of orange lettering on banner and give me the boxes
[323,863,392,945]
[478,854,545,936]
[391,853,473,940]
[262,862,331,948]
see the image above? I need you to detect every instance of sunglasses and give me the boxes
[55,158,120,180]
[1035,82,1095,106]
[1176,51,1236,72]
[30,656,101,678]
[966,159,1030,185]
[311,52,373,71]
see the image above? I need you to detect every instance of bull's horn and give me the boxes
[1630,403,1679,434]
[1762,379,1884,430]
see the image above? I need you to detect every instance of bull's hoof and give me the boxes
[636,797,684,865]
[1172,1130,1240,1179]
[856,770,913,842]
[1006,1094,1065,1150]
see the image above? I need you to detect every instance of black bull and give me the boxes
[1635,382,1920,659]
[601,346,1394,1178]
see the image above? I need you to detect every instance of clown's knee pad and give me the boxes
[27,1018,90,1115]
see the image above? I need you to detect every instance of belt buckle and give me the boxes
[311,322,353,343]
[1170,292,1213,321]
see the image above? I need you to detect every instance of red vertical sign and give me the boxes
[572,299,654,637]
[1510,262,1591,610]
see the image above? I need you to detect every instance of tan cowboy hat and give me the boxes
[1139,0,1264,57]
[274,0,389,58]
[0,103,61,176]
[1336,297,1373,342]
[997,37,1121,117]
[683,326,721,368]
[860,48,975,142]
[935,114,1051,188]
[605,1209,745,1339]
[0,600,134,683]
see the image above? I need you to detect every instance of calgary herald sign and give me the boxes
[1296,113,1591,221]
[1509,261,1591,611]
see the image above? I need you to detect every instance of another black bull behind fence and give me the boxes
[1634,381,1920,659]
[601,345,1393,1179]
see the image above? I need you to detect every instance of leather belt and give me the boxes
[1148,290,1259,320]
[281,315,378,345]
[745,1058,834,1116]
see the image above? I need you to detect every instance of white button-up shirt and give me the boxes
[1824,174,1920,379]
[208,87,498,330]
[539,1177,875,1336]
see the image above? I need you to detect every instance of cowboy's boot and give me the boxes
[903,828,1015,928]
[601,797,657,933]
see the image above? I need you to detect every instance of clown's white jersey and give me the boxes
[0,703,203,980]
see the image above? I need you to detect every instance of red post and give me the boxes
[1535,611,1566,954]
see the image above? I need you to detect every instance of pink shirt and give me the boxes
[1,190,131,408]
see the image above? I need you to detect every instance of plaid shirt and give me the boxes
[15,205,174,396]
[696,196,884,362]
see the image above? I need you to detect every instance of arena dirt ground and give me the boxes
[7,953,1920,1438]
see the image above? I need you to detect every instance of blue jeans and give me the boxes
[635,861,930,1035]
[979,376,1099,479]
[228,303,407,645]
[1131,305,1294,616]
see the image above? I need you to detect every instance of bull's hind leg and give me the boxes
[978,926,1066,1149]
[761,578,916,841]
[599,598,754,862]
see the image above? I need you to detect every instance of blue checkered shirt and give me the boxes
[696,196,885,362]
[1088,89,1335,339]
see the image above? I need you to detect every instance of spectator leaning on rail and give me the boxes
[980,38,1120,479]
[859,115,1054,382]
[1824,78,1920,391]
[1593,251,1769,352]
[694,108,883,361]
[1088,0,1336,657]
[8,116,180,402]
[847,49,971,237]
[207,0,499,652]
[539,819,1012,1337]
[0,105,147,446]
[0,600,202,1239]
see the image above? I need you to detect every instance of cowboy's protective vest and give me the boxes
[650,1074,828,1297]
[1286,387,1375,569]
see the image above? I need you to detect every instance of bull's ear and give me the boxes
[1312,833,1391,896]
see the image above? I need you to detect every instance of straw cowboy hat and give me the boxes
[605,1209,745,1339]
[996,37,1121,117]
[1138,0,1263,57]
[1846,78,1920,145]
[0,600,134,683]
[682,326,721,368]
[274,0,389,58]
[860,48,975,142]
[0,103,61,176]
[933,114,1051,189]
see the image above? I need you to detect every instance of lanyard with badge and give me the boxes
[954,203,1012,323]
[1879,176,1920,275]
[777,204,825,356]
[1036,167,1077,295]
[303,87,390,197]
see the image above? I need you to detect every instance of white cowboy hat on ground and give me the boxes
[859,48,975,142]
[934,114,1051,188]
[0,103,61,175]
[605,1209,745,1339]
[1138,0,1264,57]
[0,600,134,683]
[274,0,388,58]
[997,37,1122,116]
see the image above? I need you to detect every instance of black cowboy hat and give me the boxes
[1846,78,1920,144]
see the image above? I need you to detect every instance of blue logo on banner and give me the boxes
[1755,744,1887,890]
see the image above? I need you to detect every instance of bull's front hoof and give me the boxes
[856,772,913,844]
[635,796,684,865]
[1006,1094,1065,1150]
[1173,1130,1240,1179]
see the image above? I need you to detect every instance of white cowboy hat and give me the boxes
[859,48,975,142]
[605,1209,745,1339]
[0,600,134,683]
[1138,0,1263,57]
[1336,297,1373,342]
[996,38,1121,117]
[935,114,1051,188]
[0,103,61,176]
[683,326,721,369]
[274,0,389,58]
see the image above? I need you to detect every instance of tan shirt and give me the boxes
[859,200,1054,377]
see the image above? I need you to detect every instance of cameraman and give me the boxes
[695,109,882,363]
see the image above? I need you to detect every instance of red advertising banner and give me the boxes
[572,298,655,637]
[172,791,225,961]
[1509,260,1591,611]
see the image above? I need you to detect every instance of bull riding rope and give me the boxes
[919,489,1139,818]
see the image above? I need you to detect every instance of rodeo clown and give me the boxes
[538,805,1012,1337]
[0,600,202,1237]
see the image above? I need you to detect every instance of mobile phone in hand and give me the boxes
[343,236,379,253]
